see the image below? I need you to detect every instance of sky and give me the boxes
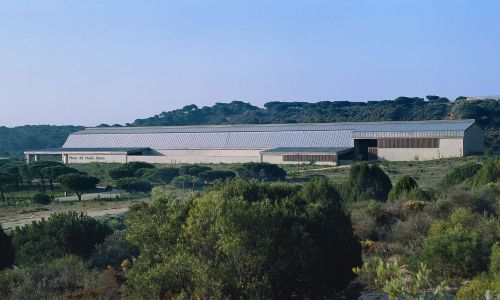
[0,0,499,127]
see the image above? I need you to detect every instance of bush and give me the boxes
[108,167,135,180]
[179,165,212,176]
[88,231,139,269]
[0,225,14,271]
[442,162,482,187]
[145,167,179,184]
[33,193,51,205]
[388,175,418,201]
[198,169,236,183]
[126,161,155,171]
[455,272,499,300]
[418,209,498,280]
[0,256,99,299]
[341,163,392,202]
[125,179,361,298]
[11,212,112,265]
[236,162,287,181]
[116,178,152,193]
[472,157,500,187]
[170,174,203,189]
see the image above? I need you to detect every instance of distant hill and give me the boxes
[1,96,498,157]
[0,125,84,157]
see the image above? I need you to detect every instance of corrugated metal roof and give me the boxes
[72,119,476,134]
[63,130,354,149]
[60,120,476,150]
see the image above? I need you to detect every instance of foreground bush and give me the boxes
[236,162,286,181]
[341,163,392,202]
[88,231,139,269]
[0,226,14,271]
[11,212,112,265]
[33,192,51,205]
[388,175,418,201]
[116,178,152,193]
[442,162,482,187]
[125,179,361,299]
[472,157,500,187]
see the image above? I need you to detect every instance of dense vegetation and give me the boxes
[1,96,499,157]
[0,156,499,298]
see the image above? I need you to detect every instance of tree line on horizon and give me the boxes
[1,96,498,156]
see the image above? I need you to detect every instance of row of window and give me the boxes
[283,154,337,162]
[378,138,439,148]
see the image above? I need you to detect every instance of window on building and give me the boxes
[378,138,439,148]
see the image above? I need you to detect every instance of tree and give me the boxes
[10,212,112,265]
[109,167,135,180]
[125,179,361,299]
[0,225,15,270]
[198,170,236,183]
[33,192,51,205]
[28,161,62,192]
[341,163,392,202]
[236,162,286,181]
[0,172,17,201]
[388,175,418,201]
[116,178,152,193]
[145,167,180,184]
[179,165,212,176]
[41,165,79,190]
[58,173,99,201]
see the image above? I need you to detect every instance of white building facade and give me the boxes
[24,120,484,165]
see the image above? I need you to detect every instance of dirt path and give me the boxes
[290,165,351,174]
[1,206,130,231]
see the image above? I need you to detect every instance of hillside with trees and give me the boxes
[1,96,498,157]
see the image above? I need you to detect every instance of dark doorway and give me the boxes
[354,139,378,160]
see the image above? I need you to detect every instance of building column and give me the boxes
[34,154,39,162]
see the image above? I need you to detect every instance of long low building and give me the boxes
[24,119,484,164]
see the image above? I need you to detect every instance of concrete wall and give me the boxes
[67,154,127,164]
[463,124,484,155]
[130,149,263,164]
[377,138,464,161]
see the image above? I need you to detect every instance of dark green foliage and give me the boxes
[88,231,139,269]
[145,167,180,184]
[125,161,155,171]
[472,158,500,187]
[41,165,79,190]
[109,167,135,180]
[116,178,152,193]
[11,212,112,265]
[179,165,212,176]
[341,163,392,202]
[125,179,362,298]
[417,209,498,280]
[170,175,203,189]
[388,175,418,201]
[0,172,16,201]
[442,162,482,187]
[0,125,83,156]
[236,162,286,181]
[33,193,51,205]
[58,173,99,201]
[198,169,236,183]
[0,225,15,270]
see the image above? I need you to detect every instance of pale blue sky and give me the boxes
[0,0,499,126]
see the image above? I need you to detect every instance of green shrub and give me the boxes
[472,158,500,187]
[170,175,203,189]
[0,225,14,271]
[116,178,152,193]
[33,193,51,205]
[455,272,499,300]
[388,175,418,201]
[11,212,112,265]
[491,242,500,274]
[236,162,286,181]
[126,161,155,171]
[442,162,482,187]
[198,169,236,183]
[125,179,361,298]
[179,165,212,176]
[145,167,180,184]
[108,167,135,180]
[341,163,392,202]
[88,231,139,269]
